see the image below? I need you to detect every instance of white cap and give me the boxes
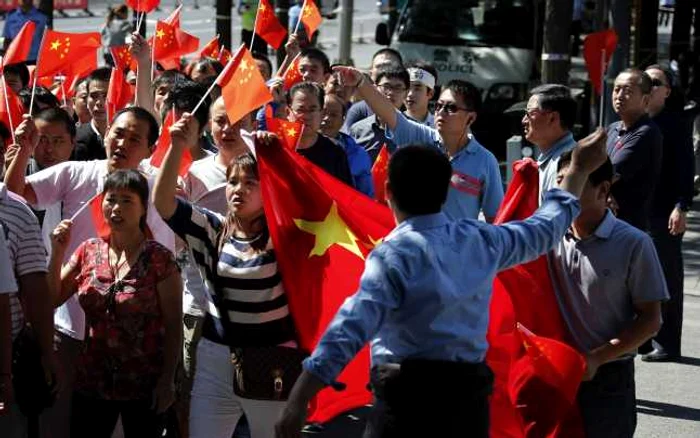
[407,68,436,89]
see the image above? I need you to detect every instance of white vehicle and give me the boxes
[376,0,537,157]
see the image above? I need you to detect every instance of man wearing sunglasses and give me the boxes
[334,66,503,222]
[521,84,578,201]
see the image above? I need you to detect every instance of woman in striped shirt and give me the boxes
[152,113,298,438]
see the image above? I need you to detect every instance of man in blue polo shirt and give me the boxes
[333,65,503,222]
[2,0,48,63]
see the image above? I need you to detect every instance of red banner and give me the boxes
[0,0,18,12]
[54,0,88,10]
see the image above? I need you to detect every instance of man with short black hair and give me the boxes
[404,61,438,127]
[73,67,112,161]
[18,86,60,114]
[522,84,578,199]
[276,129,609,438]
[2,63,30,93]
[298,47,331,85]
[606,68,663,231]
[553,150,667,438]
[335,66,503,222]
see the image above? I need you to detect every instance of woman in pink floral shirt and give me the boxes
[48,170,182,438]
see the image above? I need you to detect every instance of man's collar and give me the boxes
[537,132,575,165]
[592,210,616,239]
[617,113,650,134]
[386,212,449,240]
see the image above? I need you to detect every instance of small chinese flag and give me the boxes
[371,144,389,203]
[299,0,323,37]
[125,0,160,13]
[149,110,193,177]
[265,105,302,150]
[256,135,394,422]
[164,4,182,27]
[111,45,137,72]
[151,20,199,63]
[199,36,220,59]
[254,0,287,50]
[35,30,101,78]
[0,83,24,135]
[219,47,233,65]
[583,29,618,96]
[88,193,111,239]
[106,68,134,121]
[2,21,36,67]
[283,54,303,90]
[216,45,273,126]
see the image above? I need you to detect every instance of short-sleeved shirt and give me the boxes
[166,199,296,348]
[2,7,48,61]
[606,115,663,231]
[549,210,669,355]
[69,238,179,400]
[27,160,176,340]
[0,183,48,339]
[387,112,504,220]
[297,134,354,187]
[349,114,398,163]
[0,232,18,295]
[537,132,576,201]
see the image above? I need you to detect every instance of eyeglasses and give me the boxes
[377,83,407,93]
[650,78,668,88]
[434,102,471,114]
[524,108,550,119]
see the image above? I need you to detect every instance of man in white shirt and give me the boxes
[0,231,18,421]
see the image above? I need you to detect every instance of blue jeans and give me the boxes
[577,359,637,438]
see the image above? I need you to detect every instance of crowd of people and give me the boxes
[0,3,696,438]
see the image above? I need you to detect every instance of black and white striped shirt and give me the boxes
[166,198,296,347]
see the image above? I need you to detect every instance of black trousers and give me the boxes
[70,392,165,438]
[651,229,684,356]
[364,360,493,438]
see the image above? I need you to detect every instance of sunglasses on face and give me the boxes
[434,102,471,115]
[650,78,668,88]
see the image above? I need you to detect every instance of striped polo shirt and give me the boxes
[166,198,296,347]
[0,183,48,339]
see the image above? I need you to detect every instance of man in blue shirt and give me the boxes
[334,65,503,222]
[275,128,608,438]
[2,0,48,63]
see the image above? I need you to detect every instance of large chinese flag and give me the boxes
[299,0,323,37]
[216,45,272,126]
[256,136,394,422]
[487,159,585,438]
[254,0,287,50]
[583,29,618,96]
[35,30,101,78]
[3,21,36,66]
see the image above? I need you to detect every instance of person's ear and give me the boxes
[427,88,435,100]
[466,111,477,127]
[599,180,612,201]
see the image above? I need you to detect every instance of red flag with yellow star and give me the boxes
[371,144,389,203]
[254,0,287,49]
[111,45,137,72]
[265,105,302,150]
[215,45,273,126]
[199,36,220,59]
[149,109,193,177]
[299,0,323,37]
[35,30,101,78]
[256,136,394,422]
[282,54,303,90]
[218,47,233,65]
[2,21,36,67]
[151,20,199,63]
[106,68,134,121]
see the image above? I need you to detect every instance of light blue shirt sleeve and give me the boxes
[481,152,505,219]
[386,111,440,148]
[302,247,403,385]
[486,188,580,271]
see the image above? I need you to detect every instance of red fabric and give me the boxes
[0,81,24,135]
[487,159,585,438]
[125,0,159,13]
[583,29,618,96]
[216,46,272,126]
[256,136,393,422]
[149,110,192,177]
[283,55,303,90]
[299,0,323,37]
[164,4,182,27]
[111,45,137,72]
[371,144,389,203]
[219,47,233,65]
[265,105,302,150]
[151,20,199,63]
[106,68,134,122]
[199,36,220,59]
[35,31,101,78]
[3,21,36,66]
[255,0,287,49]
[88,193,111,239]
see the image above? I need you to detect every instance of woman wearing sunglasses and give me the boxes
[48,169,183,438]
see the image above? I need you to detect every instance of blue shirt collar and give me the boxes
[387,212,450,240]
[448,134,479,160]
[537,132,575,166]
[592,210,616,239]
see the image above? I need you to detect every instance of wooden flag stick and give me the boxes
[190,44,245,115]
[276,52,300,78]
[150,21,157,82]
[293,0,305,35]
[70,191,102,222]
[1,74,16,144]
[28,26,48,116]
[250,3,260,50]
[598,49,606,128]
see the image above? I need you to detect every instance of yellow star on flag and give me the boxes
[156,28,165,39]
[240,59,250,71]
[294,202,365,259]
[50,40,61,51]
[286,127,297,137]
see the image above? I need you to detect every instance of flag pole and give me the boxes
[598,49,605,127]
[250,3,260,51]
[60,75,67,107]
[218,43,225,62]
[29,26,49,116]
[1,75,17,144]
[190,44,245,115]
[276,52,300,78]
[294,0,305,35]
[69,191,102,222]
[151,21,157,82]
